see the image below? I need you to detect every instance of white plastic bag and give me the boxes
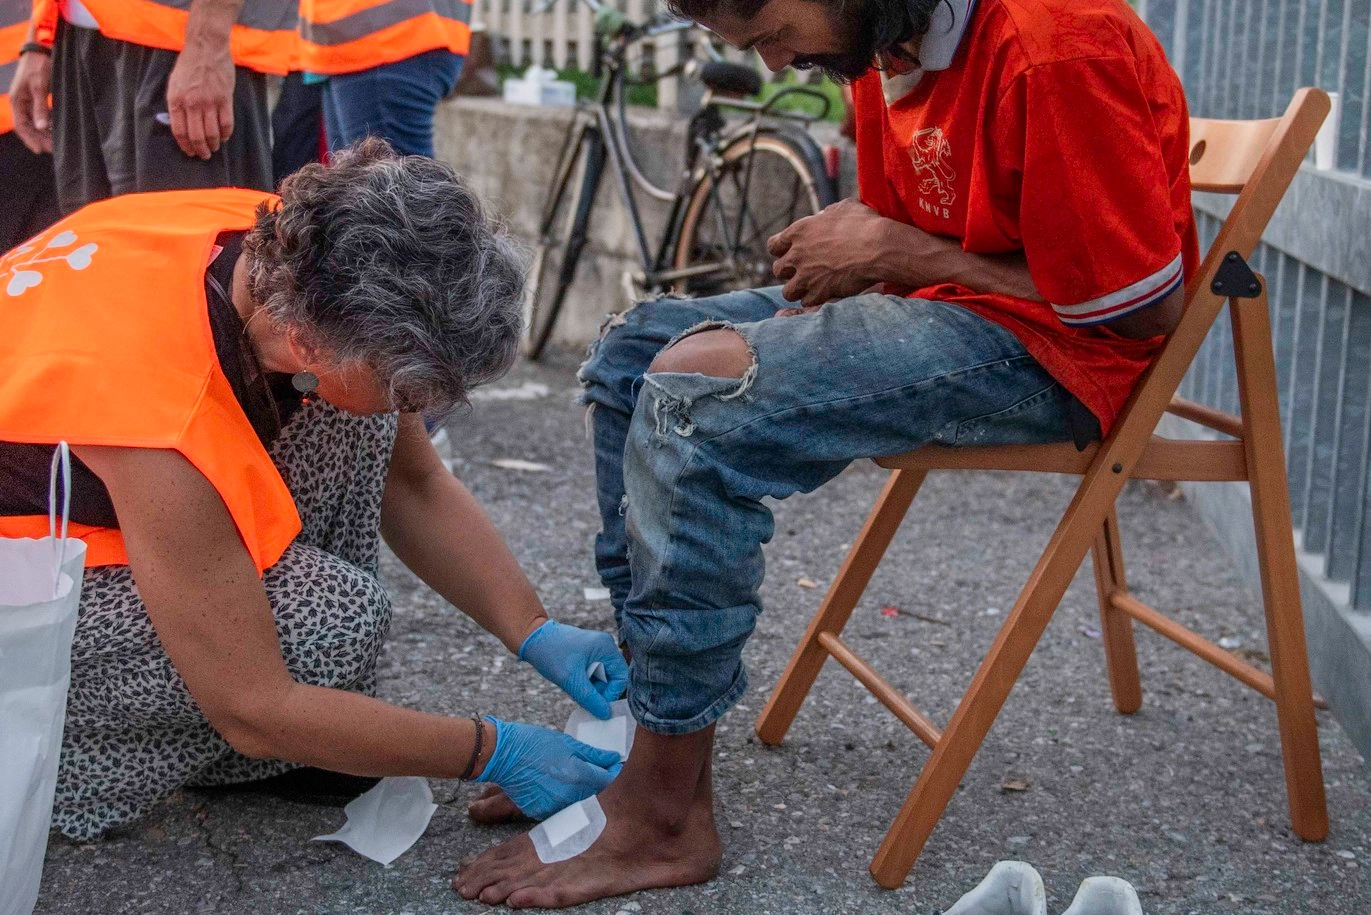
[0,444,88,915]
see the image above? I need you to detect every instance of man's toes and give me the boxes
[505,885,561,910]
[478,876,530,906]
[460,840,525,874]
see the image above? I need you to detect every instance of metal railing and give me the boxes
[1142,0,1371,610]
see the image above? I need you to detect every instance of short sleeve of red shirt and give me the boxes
[991,56,1185,327]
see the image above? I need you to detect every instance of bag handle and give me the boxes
[48,441,73,596]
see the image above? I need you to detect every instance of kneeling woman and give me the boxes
[0,139,627,839]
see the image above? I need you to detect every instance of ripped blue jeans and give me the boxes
[578,287,1085,735]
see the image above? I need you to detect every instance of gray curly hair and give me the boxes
[243,137,526,415]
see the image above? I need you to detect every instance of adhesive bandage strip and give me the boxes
[530,795,607,864]
[565,698,634,759]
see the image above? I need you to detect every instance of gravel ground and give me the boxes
[34,349,1371,915]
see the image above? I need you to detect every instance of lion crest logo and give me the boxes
[908,127,956,208]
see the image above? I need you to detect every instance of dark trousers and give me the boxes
[271,72,325,186]
[51,20,272,214]
[322,49,463,158]
[0,132,61,251]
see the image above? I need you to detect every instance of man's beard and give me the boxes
[790,0,891,82]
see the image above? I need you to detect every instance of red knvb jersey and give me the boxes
[854,0,1199,434]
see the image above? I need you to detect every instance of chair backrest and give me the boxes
[1188,117,1285,194]
[1184,89,1330,299]
[1097,89,1329,452]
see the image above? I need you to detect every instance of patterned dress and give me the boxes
[51,401,398,840]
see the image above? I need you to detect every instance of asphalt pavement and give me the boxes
[34,349,1371,915]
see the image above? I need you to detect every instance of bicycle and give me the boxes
[521,0,840,359]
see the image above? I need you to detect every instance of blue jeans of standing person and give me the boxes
[322,49,464,157]
[578,287,1090,735]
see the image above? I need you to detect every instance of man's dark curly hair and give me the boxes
[243,137,525,415]
[667,0,949,80]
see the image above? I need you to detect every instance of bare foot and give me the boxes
[453,727,720,908]
[467,785,528,825]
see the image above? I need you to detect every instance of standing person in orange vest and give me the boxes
[7,0,295,214]
[0,0,59,249]
[298,0,473,159]
[0,138,629,839]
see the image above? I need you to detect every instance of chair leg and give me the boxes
[1092,508,1143,714]
[870,461,1131,888]
[1231,293,1329,842]
[756,469,927,746]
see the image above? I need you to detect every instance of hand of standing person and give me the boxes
[10,44,54,154]
[166,0,242,160]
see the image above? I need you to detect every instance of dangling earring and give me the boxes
[291,370,319,404]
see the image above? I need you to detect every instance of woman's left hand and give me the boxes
[519,620,629,719]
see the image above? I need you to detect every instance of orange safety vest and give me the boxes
[30,0,296,76]
[297,0,472,76]
[0,189,302,574]
[0,0,29,134]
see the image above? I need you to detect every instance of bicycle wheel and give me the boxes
[523,122,606,360]
[672,127,837,297]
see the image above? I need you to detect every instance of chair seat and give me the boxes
[876,435,1248,482]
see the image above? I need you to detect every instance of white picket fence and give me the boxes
[472,0,690,109]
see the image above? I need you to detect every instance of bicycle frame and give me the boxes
[555,9,833,293]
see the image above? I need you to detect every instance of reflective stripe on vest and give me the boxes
[297,0,471,75]
[79,0,297,75]
[0,189,301,574]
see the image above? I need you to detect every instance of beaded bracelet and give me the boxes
[459,716,485,781]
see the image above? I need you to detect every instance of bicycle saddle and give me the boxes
[699,60,763,97]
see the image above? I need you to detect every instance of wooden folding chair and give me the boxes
[755,88,1332,888]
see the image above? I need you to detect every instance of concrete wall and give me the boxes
[433,96,852,347]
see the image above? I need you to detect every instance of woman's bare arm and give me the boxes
[379,413,549,653]
[74,444,494,776]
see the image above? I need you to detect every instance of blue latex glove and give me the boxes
[518,619,629,720]
[474,717,623,819]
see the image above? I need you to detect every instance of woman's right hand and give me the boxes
[474,718,622,820]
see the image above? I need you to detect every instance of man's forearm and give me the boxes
[871,217,1041,302]
[185,0,243,47]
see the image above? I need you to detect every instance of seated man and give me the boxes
[456,0,1197,905]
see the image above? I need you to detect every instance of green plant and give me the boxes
[496,63,844,121]
[756,70,845,122]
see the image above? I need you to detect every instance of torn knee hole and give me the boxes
[649,323,755,380]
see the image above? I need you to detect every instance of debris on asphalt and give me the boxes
[470,381,552,401]
[490,458,551,472]
[881,604,950,625]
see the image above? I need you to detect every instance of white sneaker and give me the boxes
[1059,876,1144,915]
[942,861,1048,915]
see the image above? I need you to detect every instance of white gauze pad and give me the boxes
[529,795,607,863]
[564,698,635,759]
[311,776,438,865]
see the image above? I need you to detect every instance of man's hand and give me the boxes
[10,50,54,154]
[166,0,241,159]
[767,198,892,310]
